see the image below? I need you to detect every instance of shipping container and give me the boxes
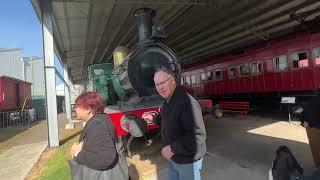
[0,76,32,111]
[0,48,24,80]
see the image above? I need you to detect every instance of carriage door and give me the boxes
[290,51,313,90]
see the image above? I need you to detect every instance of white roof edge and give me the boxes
[0,48,23,52]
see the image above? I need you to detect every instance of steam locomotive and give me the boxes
[87,8,182,154]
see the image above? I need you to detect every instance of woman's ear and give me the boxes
[86,107,95,115]
[82,107,91,115]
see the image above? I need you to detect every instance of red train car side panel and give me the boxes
[311,33,320,89]
[181,33,320,97]
[0,79,2,107]
[19,82,32,109]
[0,76,32,111]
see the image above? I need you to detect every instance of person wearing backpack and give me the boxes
[269,145,320,180]
[69,92,128,180]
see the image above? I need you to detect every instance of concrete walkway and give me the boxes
[156,155,265,180]
[0,113,71,180]
[0,141,47,180]
[202,153,266,180]
[129,151,267,180]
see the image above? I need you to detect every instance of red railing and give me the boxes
[219,101,250,116]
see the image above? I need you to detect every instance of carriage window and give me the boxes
[191,75,196,84]
[185,76,191,84]
[291,51,308,68]
[180,77,184,85]
[201,72,206,81]
[251,61,262,74]
[274,55,287,71]
[215,69,222,80]
[228,66,238,78]
[239,64,250,75]
[313,47,320,65]
[206,71,213,80]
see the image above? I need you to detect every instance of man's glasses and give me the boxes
[155,77,172,87]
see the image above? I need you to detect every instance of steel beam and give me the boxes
[178,0,319,63]
[166,0,259,47]
[89,0,116,65]
[182,20,298,64]
[98,7,132,63]
[114,0,209,6]
[39,0,59,147]
[173,0,268,52]
[52,0,209,5]
[63,1,72,51]
[63,64,72,121]
[80,2,92,77]
[52,9,65,59]
[180,0,291,52]
[53,0,88,2]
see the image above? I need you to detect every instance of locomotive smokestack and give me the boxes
[134,8,155,44]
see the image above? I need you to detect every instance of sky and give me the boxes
[0,0,63,85]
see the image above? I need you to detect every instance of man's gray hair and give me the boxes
[154,66,176,79]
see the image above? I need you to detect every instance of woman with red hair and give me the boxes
[68,92,128,180]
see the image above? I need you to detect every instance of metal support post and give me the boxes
[40,0,59,147]
[288,105,291,124]
[63,65,72,122]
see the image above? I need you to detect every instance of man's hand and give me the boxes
[70,141,84,158]
[161,145,174,160]
[142,111,158,124]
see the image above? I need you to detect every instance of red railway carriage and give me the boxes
[0,76,32,111]
[181,32,320,103]
[0,76,32,128]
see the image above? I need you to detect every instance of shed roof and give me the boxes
[30,0,320,82]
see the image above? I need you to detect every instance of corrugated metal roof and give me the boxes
[30,0,320,83]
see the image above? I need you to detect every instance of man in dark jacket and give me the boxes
[142,67,207,180]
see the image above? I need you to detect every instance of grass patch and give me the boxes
[29,134,79,180]
[0,126,30,143]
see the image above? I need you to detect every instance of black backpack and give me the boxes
[269,146,304,180]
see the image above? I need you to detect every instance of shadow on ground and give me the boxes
[204,114,314,179]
